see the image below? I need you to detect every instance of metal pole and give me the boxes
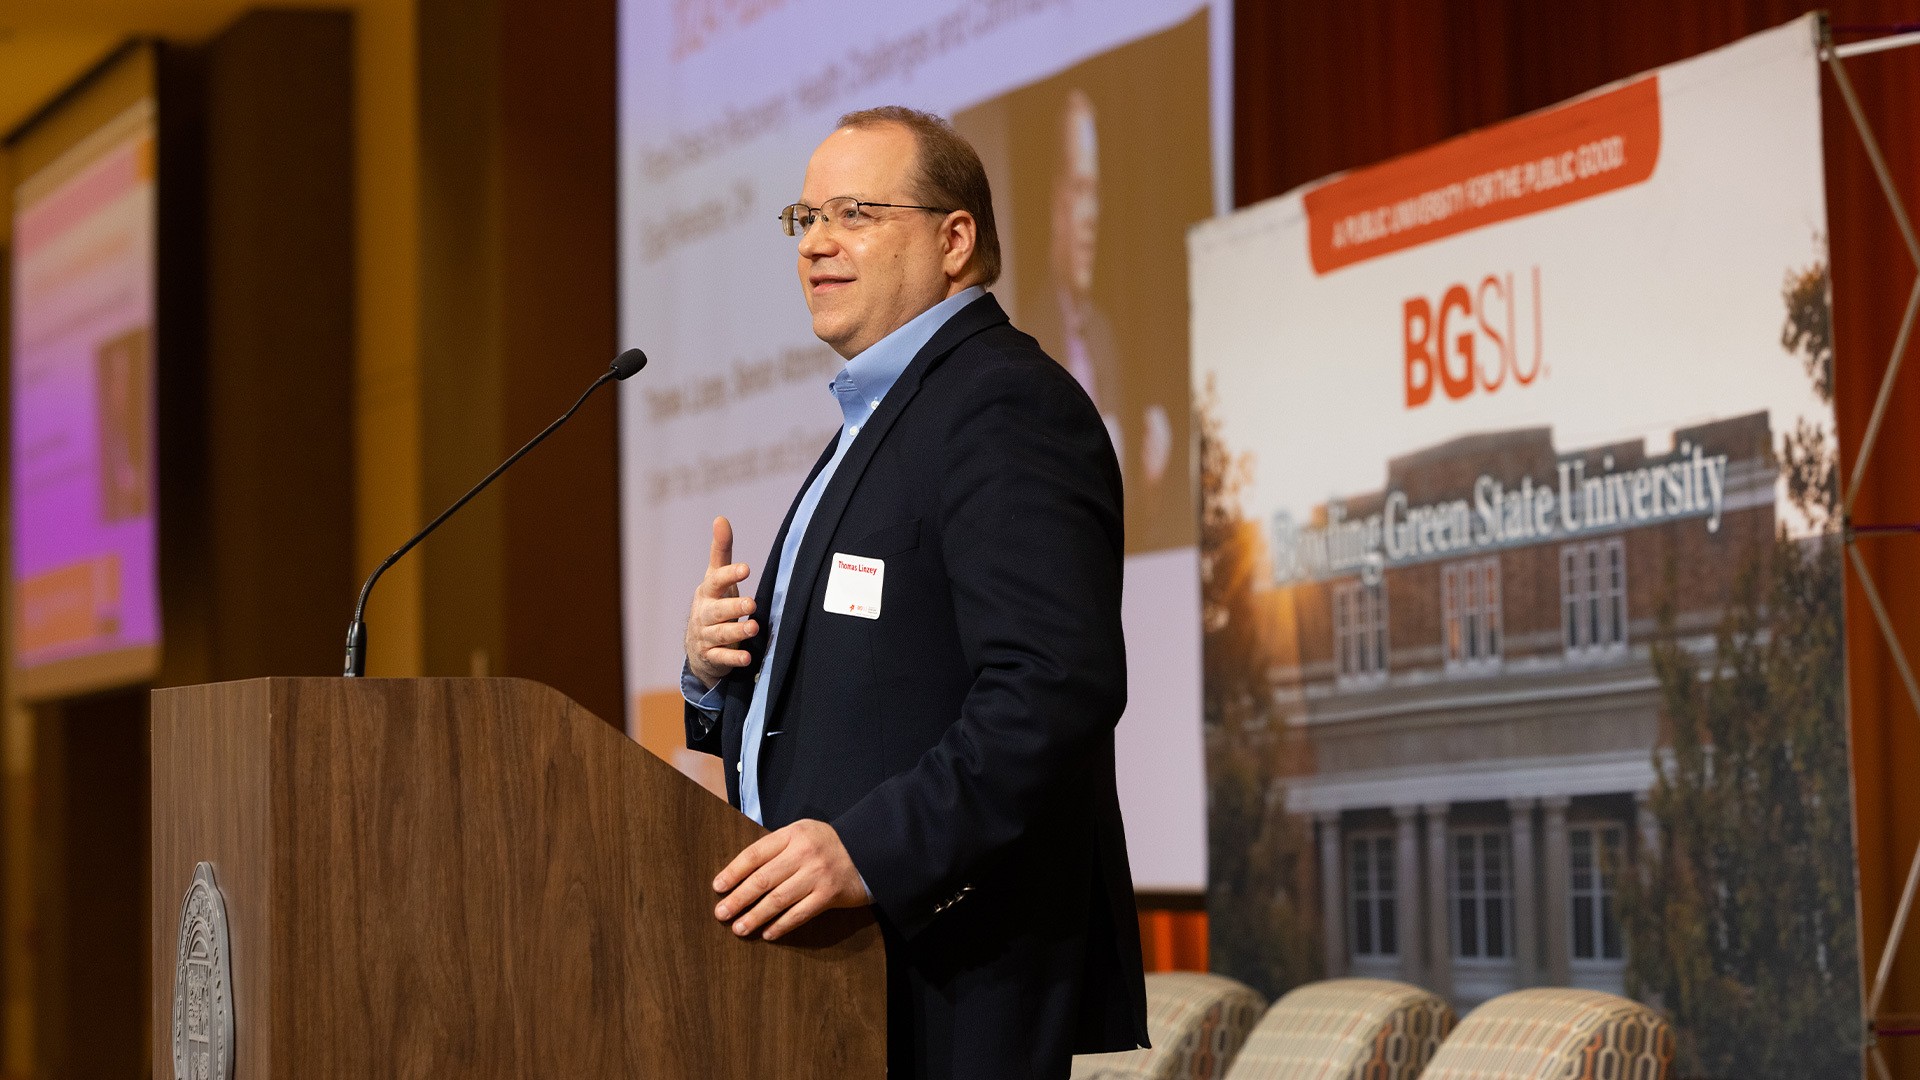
[1846,545,1920,794]
[1869,840,1920,1026]
[1870,1041,1895,1080]
[1833,30,1920,61]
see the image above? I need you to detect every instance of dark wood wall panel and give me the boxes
[1234,3,1920,1071]
[412,0,621,724]
[39,687,150,1077]
[416,0,508,683]
[198,11,356,682]
[497,0,623,726]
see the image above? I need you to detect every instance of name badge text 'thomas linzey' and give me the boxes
[823,553,884,619]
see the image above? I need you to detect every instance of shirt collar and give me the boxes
[830,285,985,427]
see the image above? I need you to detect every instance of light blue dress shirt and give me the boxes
[684,286,985,824]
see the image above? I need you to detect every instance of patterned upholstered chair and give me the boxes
[1221,977,1455,1080]
[1070,972,1268,1080]
[1419,988,1673,1080]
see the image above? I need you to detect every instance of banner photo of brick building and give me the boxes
[1188,17,1860,1078]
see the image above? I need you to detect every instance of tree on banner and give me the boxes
[1620,258,1862,1080]
[1198,375,1321,998]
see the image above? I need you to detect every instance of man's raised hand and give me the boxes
[684,516,759,688]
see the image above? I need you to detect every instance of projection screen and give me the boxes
[9,45,160,700]
[618,1,1230,890]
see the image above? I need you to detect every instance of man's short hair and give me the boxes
[838,105,1001,286]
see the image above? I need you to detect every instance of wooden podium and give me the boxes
[150,677,886,1079]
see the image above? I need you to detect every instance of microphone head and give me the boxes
[611,348,648,380]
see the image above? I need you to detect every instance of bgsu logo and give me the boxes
[1403,267,1543,408]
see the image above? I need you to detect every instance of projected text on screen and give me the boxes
[10,101,160,684]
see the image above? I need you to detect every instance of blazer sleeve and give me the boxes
[831,354,1127,938]
[684,703,722,755]
[684,662,728,756]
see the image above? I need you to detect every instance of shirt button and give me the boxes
[736,761,743,773]
[849,425,860,436]
[753,671,761,684]
[869,399,879,407]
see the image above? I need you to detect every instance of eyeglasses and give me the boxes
[778,196,952,238]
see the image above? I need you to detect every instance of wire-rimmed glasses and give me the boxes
[779,196,952,237]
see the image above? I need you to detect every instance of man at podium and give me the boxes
[679,106,1149,1078]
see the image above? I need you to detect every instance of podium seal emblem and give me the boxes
[172,862,234,1080]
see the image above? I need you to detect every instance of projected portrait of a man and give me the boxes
[957,19,1210,556]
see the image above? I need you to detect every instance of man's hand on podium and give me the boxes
[713,819,872,941]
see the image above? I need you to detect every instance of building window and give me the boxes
[1562,538,1627,655]
[1442,558,1501,671]
[1570,824,1626,961]
[1333,579,1388,683]
[1452,828,1511,960]
[1349,833,1397,958]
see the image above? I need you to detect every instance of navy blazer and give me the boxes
[687,293,1148,1078]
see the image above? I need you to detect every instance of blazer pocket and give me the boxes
[850,518,919,558]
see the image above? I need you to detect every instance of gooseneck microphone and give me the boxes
[343,348,649,677]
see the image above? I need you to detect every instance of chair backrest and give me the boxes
[1419,988,1673,1080]
[1071,972,1268,1080]
[1222,977,1455,1080]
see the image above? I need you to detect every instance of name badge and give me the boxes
[823,553,884,619]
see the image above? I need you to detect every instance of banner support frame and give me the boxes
[1826,30,1920,62]
[1850,542,1920,1019]
[1824,32,1920,516]
[1820,16,1920,1075]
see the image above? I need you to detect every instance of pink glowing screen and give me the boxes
[10,103,159,684]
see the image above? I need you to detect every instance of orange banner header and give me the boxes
[1304,76,1662,274]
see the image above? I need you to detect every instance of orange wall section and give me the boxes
[1140,908,1212,974]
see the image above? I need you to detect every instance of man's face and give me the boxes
[796,123,957,359]
[1052,94,1099,296]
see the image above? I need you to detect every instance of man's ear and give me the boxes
[940,211,979,285]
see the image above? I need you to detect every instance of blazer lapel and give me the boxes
[760,293,1010,723]
[753,427,840,669]
[724,428,840,754]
